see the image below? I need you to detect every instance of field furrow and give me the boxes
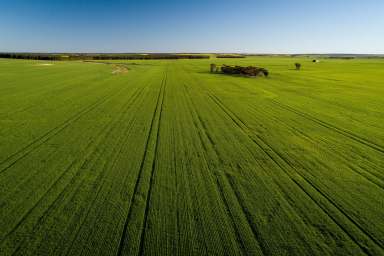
[117,70,167,256]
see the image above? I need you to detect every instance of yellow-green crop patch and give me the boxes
[0,57,383,255]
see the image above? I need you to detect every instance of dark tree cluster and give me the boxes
[221,65,269,77]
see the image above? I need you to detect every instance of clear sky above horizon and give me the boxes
[1,0,383,54]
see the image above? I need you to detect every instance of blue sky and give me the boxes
[0,0,383,53]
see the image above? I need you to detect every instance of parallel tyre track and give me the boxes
[183,83,267,256]
[0,85,126,175]
[116,69,167,256]
[180,66,384,255]
[271,100,384,154]
[255,106,384,189]
[62,80,155,256]
[205,91,384,255]
[1,84,149,255]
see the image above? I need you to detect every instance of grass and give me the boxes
[0,57,383,255]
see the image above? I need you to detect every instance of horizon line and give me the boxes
[1,51,384,56]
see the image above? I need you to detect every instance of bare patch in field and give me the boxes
[111,64,129,74]
[35,63,54,66]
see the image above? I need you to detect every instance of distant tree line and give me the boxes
[92,54,210,60]
[216,55,246,58]
[0,53,210,61]
[328,56,355,60]
[0,53,62,60]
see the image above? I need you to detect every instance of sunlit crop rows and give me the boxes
[0,57,383,255]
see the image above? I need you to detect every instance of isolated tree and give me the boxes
[295,63,302,70]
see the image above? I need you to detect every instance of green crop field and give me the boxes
[0,57,383,255]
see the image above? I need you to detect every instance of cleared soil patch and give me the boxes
[111,64,130,74]
[34,63,54,66]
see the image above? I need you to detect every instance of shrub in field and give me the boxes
[210,64,217,73]
[295,63,302,70]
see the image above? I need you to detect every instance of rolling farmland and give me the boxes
[0,57,384,255]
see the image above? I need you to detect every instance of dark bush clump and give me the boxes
[221,65,268,77]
